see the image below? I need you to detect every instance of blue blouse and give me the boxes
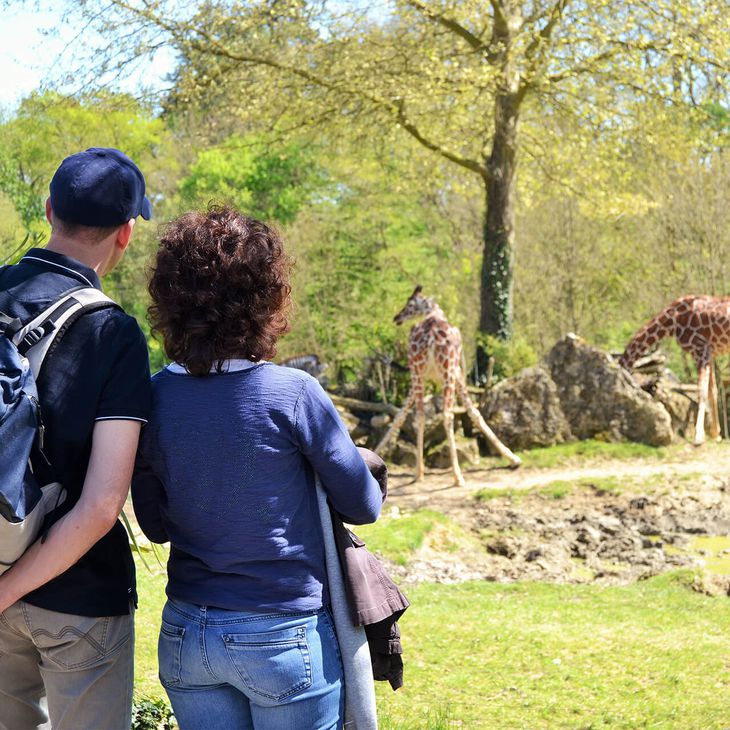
[132,361,382,612]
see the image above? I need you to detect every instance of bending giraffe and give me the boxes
[375,286,521,486]
[619,295,730,445]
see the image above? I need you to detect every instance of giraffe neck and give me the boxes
[425,304,446,321]
[619,308,676,369]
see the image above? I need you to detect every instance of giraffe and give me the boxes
[375,285,521,486]
[619,295,730,445]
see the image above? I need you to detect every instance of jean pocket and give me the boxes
[158,620,185,687]
[25,608,131,671]
[222,626,312,702]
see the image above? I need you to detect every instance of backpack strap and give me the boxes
[0,312,22,336]
[11,287,119,378]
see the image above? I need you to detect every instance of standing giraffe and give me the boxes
[375,286,521,486]
[619,296,730,445]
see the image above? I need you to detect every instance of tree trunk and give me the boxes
[480,89,519,340]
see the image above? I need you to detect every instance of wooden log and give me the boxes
[670,384,699,393]
[330,393,466,418]
[328,394,400,417]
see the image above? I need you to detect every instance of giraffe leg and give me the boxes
[708,361,721,441]
[375,390,416,454]
[694,360,711,446]
[415,398,425,483]
[456,380,521,467]
[442,380,464,487]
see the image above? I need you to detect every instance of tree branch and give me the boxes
[108,0,487,180]
[524,0,570,61]
[519,0,570,97]
[403,0,505,65]
[394,101,488,179]
[402,0,489,53]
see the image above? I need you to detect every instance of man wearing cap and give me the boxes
[0,148,153,730]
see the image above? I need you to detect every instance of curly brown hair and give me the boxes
[148,206,292,376]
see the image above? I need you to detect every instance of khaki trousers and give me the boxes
[0,601,134,730]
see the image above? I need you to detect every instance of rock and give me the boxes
[370,413,392,430]
[692,573,730,597]
[401,394,459,448]
[597,515,622,534]
[646,372,707,440]
[381,440,418,468]
[480,366,572,450]
[577,525,602,546]
[425,437,480,468]
[545,333,673,446]
[485,536,520,559]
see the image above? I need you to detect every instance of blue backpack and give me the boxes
[0,286,116,574]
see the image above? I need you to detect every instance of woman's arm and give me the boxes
[131,447,169,543]
[295,377,383,524]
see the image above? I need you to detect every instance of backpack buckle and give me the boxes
[18,322,55,355]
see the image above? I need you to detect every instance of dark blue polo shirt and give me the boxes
[0,248,151,616]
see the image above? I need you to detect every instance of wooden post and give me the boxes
[374,359,388,405]
[719,359,729,439]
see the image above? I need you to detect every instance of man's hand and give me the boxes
[0,420,142,612]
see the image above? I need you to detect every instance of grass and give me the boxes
[474,471,712,503]
[517,440,670,469]
[134,557,169,699]
[134,563,730,729]
[474,477,623,503]
[353,509,448,565]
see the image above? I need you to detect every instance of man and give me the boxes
[0,148,152,730]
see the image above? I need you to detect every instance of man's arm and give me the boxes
[0,419,141,612]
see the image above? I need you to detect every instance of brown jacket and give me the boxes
[329,449,410,690]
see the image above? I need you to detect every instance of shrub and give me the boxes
[131,696,175,730]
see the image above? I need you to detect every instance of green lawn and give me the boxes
[134,561,730,729]
[515,439,672,469]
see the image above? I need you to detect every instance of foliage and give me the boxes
[0,91,174,254]
[66,0,730,340]
[280,137,482,383]
[0,15,728,385]
[131,696,175,730]
[477,333,538,381]
[179,135,319,224]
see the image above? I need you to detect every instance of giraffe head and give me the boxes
[393,285,438,325]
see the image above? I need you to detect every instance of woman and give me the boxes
[132,206,382,730]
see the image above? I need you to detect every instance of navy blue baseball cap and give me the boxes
[49,147,152,227]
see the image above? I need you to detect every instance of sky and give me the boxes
[0,0,387,112]
[0,2,176,111]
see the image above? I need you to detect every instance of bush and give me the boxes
[477,334,538,381]
[131,696,175,730]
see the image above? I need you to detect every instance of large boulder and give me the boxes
[426,436,480,468]
[636,370,706,441]
[545,334,673,446]
[401,394,463,448]
[480,366,573,450]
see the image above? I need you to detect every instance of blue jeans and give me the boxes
[157,599,344,730]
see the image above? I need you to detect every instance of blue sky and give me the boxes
[0,2,175,111]
[0,0,387,112]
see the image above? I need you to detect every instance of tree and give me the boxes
[179,135,319,224]
[0,91,172,246]
[69,0,728,343]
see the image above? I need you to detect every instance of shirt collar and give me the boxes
[19,248,102,290]
[166,359,264,375]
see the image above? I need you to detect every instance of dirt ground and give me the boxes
[383,444,730,592]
